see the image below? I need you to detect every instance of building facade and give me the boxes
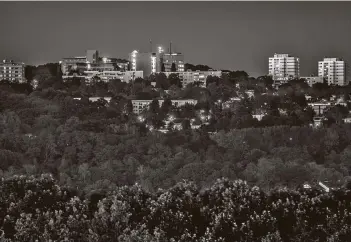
[269,54,300,85]
[129,44,185,78]
[61,50,129,75]
[318,58,346,86]
[301,76,324,87]
[308,102,332,115]
[160,53,184,72]
[0,59,26,83]
[129,51,156,77]
[162,70,222,87]
[62,70,143,83]
[132,99,197,114]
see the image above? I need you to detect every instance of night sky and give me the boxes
[1,1,351,77]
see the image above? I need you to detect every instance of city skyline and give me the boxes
[1,2,351,77]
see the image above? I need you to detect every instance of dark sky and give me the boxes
[1,2,351,77]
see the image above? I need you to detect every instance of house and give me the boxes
[131,99,197,114]
[89,97,112,103]
[312,116,325,128]
[308,102,332,115]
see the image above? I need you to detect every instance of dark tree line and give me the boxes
[1,175,351,241]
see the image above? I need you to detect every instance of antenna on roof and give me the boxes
[170,42,172,54]
[149,39,152,53]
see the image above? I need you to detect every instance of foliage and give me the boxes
[1,175,351,241]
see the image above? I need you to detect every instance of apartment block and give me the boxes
[318,58,347,86]
[162,70,222,87]
[301,76,324,87]
[62,70,143,83]
[269,54,300,85]
[132,99,197,114]
[0,59,26,83]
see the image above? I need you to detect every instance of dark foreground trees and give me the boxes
[1,175,351,242]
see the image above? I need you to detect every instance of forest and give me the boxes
[1,63,351,241]
[0,175,351,241]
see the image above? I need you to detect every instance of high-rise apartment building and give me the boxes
[318,58,346,86]
[0,59,26,83]
[268,54,300,85]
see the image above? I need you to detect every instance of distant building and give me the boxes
[129,51,157,77]
[161,53,184,72]
[312,116,326,128]
[308,102,332,115]
[162,70,222,87]
[318,58,347,86]
[0,59,26,83]
[222,97,241,109]
[88,97,112,103]
[62,70,143,83]
[129,43,185,78]
[252,114,265,121]
[343,115,351,123]
[132,99,197,114]
[301,76,324,87]
[60,50,129,74]
[268,54,300,85]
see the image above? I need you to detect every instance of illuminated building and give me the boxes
[60,50,129,74]
[0,59,26,83]
[129,50,157,77]
[160,53,184,72]
[62,70,143,83]
[129,43,185,77]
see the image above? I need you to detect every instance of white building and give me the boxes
[308,102,332,115]
[62,70,143,83]
[162,70,222,87]
[0,59,26,83]
[318,58,346,86]
[60,50,129,74]
[301,76,324,87]
[268,54,300,85]
[132,99,197,114]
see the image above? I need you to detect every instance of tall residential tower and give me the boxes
[318,58,346,86]
[268,54,300,85]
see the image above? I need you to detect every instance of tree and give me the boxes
[181,119,191,131]
[168,85,181,99]
[168,73,182,88]
[161,98,172,115]
[171,63,177,72]
[155,73,170,90]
